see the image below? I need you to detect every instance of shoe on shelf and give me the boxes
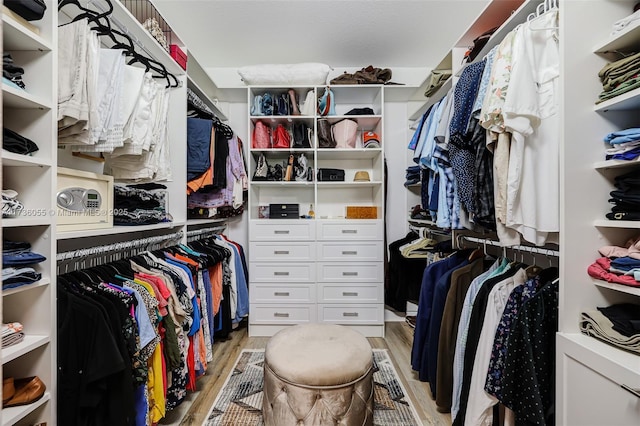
[3,376,45,408]
[3,378,15,405]
[2,189,24,218]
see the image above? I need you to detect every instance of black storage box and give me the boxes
[4,0,47,21]
[269,203,300,219]
[317,168,345,182]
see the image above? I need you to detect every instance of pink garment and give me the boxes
[587,257,640,287]
[599,236,640,259]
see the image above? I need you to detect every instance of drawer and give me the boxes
[317,262,383,282]
[317,241,382,262]
[318,304,384,324]
[250,220,315,241]
[250,242,315,262]
[317,220,382,241]
[250,304,317,324]
[250,263,316,282]
[318,283,383,303]
[250,284,316,303]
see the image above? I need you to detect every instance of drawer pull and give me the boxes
[621,384,640,399]
[274,230,290,234]
[274,271,290,276]
[274,250,290,255]
[343,312,359,317]
[343,291,358,296]
[342,271,358,276]
[341,229,357,234]
[274,312,290,318]
[342,250,357,255]
[274,292,290,296]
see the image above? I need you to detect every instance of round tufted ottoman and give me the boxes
[263,324,374,426]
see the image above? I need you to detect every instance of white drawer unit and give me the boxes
[317,241,383,262]
[250,220,316,241]
[317,220,382,241]
[250,304,317,324]
[318,304,384,324]
[318,283,383,303]
[250,263,316,282]
[250,284,316,304]
[317,262,383,282]
[250,241,315,262]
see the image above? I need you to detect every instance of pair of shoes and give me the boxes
[2,376,45,408]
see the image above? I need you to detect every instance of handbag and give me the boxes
[252,121,271,149]
[262,92,274,115]
[277,93,291,115]
[273,124,291,149]
[317,119,336,148]
[318,87,336,116]
[331,118,358,148]
[4,0,46,21]
[293,122,311,148]
[252,153,269,181]
[251,94,264,116]
[301,90,316,116]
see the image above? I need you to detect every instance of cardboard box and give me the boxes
[346,206,378,219]
[170,44,187,70]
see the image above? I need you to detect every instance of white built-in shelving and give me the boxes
[558,1,640,424]
[1,3,56,425]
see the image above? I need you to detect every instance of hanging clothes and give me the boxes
[57,234,247,425]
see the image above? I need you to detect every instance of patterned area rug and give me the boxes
[203,349,421,426]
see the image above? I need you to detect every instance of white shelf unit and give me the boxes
[1,3,56,425]
[559,1,640,424]
[247,85,385,337]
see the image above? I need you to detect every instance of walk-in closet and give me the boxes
[1,0,639,425]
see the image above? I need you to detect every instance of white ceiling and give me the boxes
[152,0,491,86]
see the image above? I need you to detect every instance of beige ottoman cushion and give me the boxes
[263,324,374,426]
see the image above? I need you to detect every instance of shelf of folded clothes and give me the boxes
[2,8,51,51]
[594,82,640,113]
[2,278,49,297]
[579,304,640,357]
[594,159,640,170]
[593,13,640,55]
[2,81,51,110]
[2,391,50,426]
[591,277,640,297]
[594,219,640,228]
[1,151,50,167]
[1,334,49,364]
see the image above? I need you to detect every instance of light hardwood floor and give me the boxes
[162,321,451,426]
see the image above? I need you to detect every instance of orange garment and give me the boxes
[209,263,223,315]
[174,253,199,268]
[197,324,207,373]
[187,126,216,194]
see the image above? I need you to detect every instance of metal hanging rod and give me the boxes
[186,224,227,241]
[461,235,560,257]
[409,223,451,237]
[56,230,184,262]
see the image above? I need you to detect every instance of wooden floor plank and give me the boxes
[161,322,451,426]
